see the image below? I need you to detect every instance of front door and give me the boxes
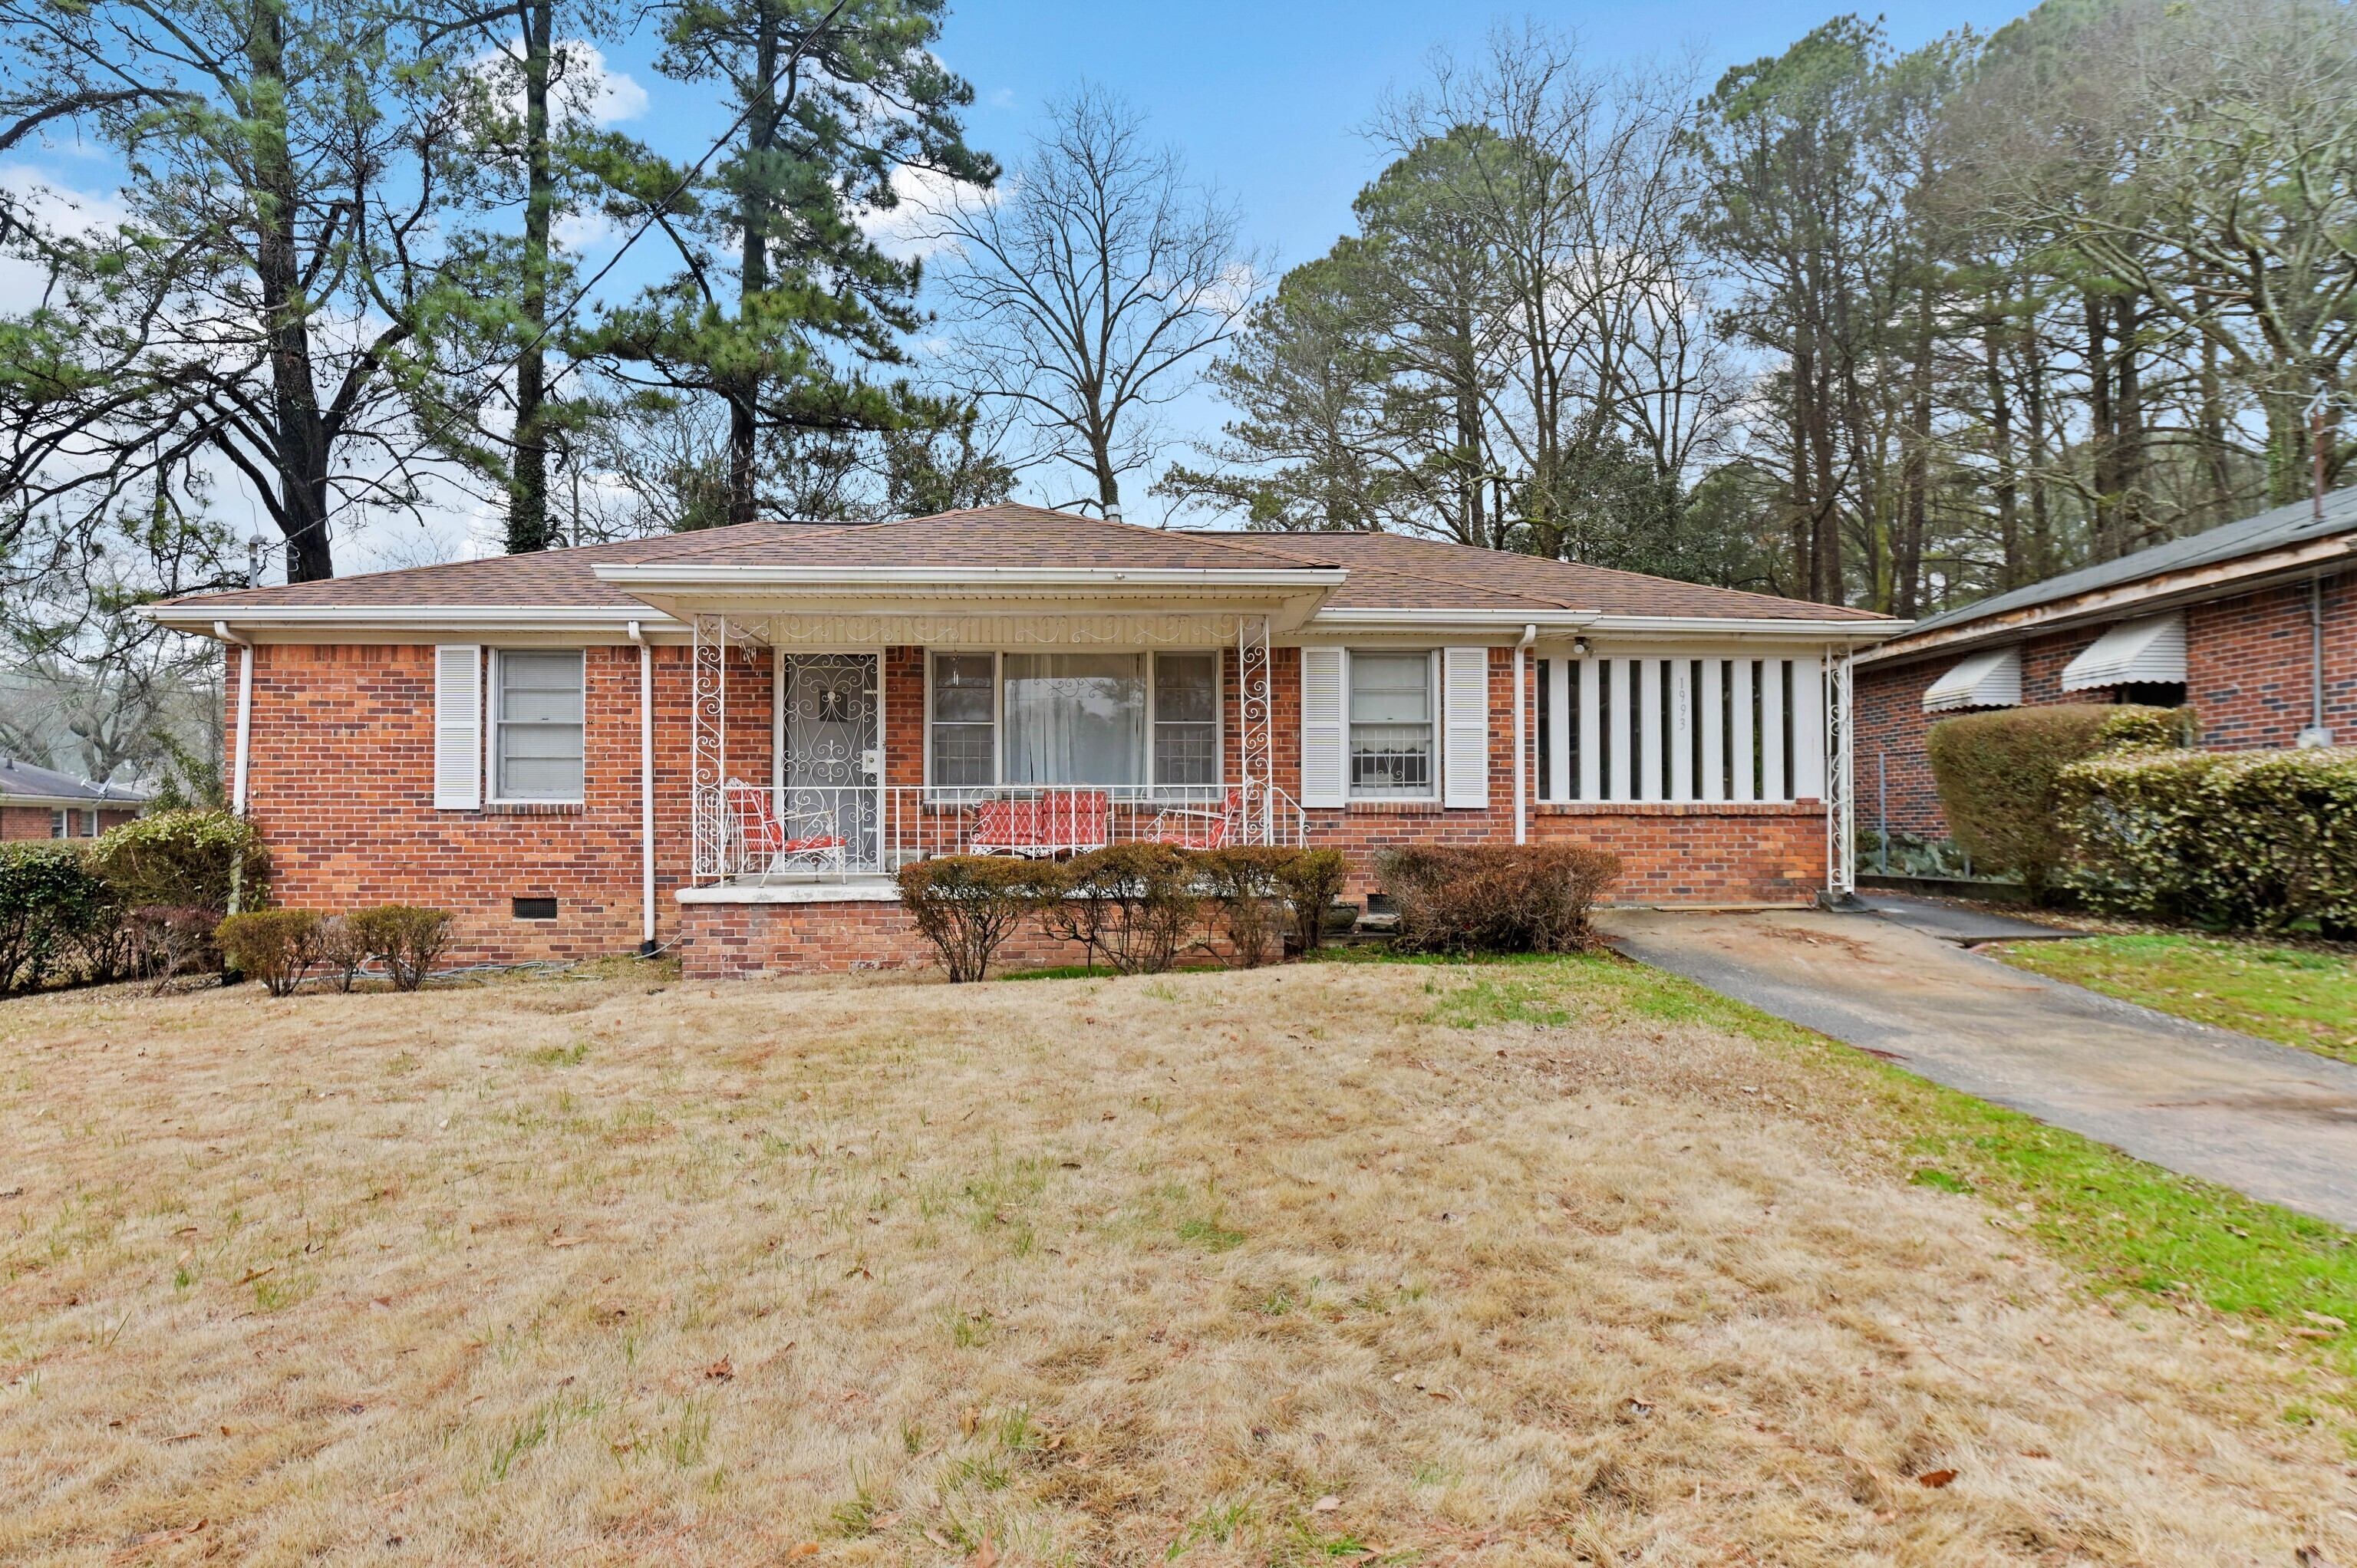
[781,654,881,871]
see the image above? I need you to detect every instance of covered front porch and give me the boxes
[666,611,1305,893]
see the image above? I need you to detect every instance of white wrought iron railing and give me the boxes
[692,781,1309,884]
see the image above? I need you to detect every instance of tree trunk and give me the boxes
[248,0,336,583]
[1985,321,2019,592]
[1894,285,1933,618]
[727,0,781,528]
[507,0,556,553]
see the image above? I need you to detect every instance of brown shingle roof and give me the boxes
[1221,530,1884,622]
[155,506,1881,624]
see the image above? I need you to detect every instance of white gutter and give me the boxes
[147,605,687,635]
[216,621,254,815]
[1513,624,1536,845]
[628,621,657,950]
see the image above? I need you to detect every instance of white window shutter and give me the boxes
[434,644,483,809]
[1298,647,1347,808]
[1442,647,1489,809]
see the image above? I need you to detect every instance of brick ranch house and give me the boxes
[149,506,1900,978]
[1855,486,2355,841]
[0,756,147,841]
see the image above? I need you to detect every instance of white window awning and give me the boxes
[1924,646,2022,713]
[2061,613,2186,692]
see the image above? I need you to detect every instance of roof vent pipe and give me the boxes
[1104,503,1124,524]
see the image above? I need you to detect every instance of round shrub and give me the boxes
[1925,703,2188,902]
[1376,842,1621,955]
[216,910,326,997]
[90,809,268,914]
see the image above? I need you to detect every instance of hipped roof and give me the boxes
[155,505,1891,629]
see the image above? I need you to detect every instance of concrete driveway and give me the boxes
[1600,903,2357,1230]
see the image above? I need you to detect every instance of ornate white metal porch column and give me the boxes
[1825,647,1856,899]
[691,613,727,881]
[1237,613,1274,844]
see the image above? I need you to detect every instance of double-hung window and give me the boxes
[493,650,585,802]
[1349,651,1435,797]
[928,651,1220,791]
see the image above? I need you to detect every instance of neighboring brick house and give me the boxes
[0,756,147,841]
[147,506,1900,978]
[1856,488,2356,841]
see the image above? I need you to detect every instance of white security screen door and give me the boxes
[783,654,880,868]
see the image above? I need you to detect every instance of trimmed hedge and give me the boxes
[0,843,114,993]
[89,809,268,913]
[895,856,1065,983]
[1377,843,1621,954]
[1926,704,2189,902]
[2063,745,2357,936]
[346,905,456,991]
[216,910,325,997]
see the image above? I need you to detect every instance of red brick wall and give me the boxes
[0,804,137,841]
[1853,573,2353,838]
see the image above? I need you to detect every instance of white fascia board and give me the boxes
[143,604,688,640]
[592,564,1347,591]
[0,792,144,810]
[1300,609,1599,639]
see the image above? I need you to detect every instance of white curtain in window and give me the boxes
[1003,654,1145,786]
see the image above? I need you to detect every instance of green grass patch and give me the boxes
[1987,933,2357,1064]
[1417,950,2357,1370]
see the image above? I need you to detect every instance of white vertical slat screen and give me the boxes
[1298,647,1347,808]
[1441,647,1489,808]
[1668,660,1694,802]
[1531,651,1825,805]
[433,644,483,809]
[1700,659,1725,802]
[1791,654,1826,800]
[1730,659,1755,802]
[1576,658,1602,801]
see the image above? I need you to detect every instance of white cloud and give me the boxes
[988,87,1018,110]
[555,210,623,252]
[475,39,648,128]
[855,163,994,262]
[0,165,132,314]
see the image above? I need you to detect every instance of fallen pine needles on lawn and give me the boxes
[1,956,2352,1565]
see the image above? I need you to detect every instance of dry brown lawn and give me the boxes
[2,956,2352,1566]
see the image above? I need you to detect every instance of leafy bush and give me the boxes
[1377,843,1621,955]
[1926,704,2188,902]
[2064,745,2357,935]
[346,905,456,991]
[216,910,325,997]
[896,857,1066,983]
[90,809,268,914]
[0,844,112,993]
[1274,847,1350,954]
[1043,842,1203,976]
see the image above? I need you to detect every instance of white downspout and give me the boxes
[216,621,254,815]
[1513,624,1536,845]
[628,622,656,952]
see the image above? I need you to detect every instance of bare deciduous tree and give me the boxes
[926,84,1261,516]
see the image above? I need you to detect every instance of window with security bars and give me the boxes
[1348,651,1435,797]
[1535,654,1824,803]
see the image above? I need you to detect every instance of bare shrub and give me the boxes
[1043,843,1202,975]
[1378,843,1621,954]
[216,910,325,997]
[348,906,456,992]
[896,857,1067,983]
[1274,847,1350,954]
[133,905,226,993]
[318,914,371,993]
[1196,845,1293,967]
